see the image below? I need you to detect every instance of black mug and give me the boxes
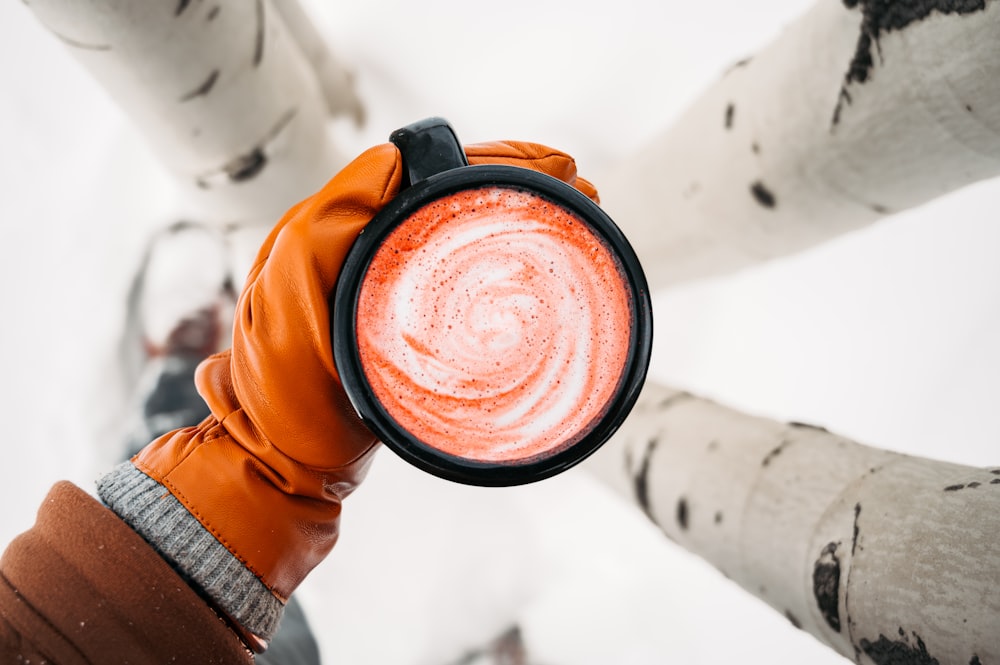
[332,118,652,486]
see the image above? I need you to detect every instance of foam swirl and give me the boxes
[356,186,632,463]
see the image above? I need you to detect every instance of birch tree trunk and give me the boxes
[24,0,360,224]
[586,7,1000,657]
[598,0,1000,289]
[586,381,1000,664]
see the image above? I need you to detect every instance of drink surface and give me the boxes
[356,186,632,463]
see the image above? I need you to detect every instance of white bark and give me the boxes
[597,0,1000,289]
[24,0,360,223]
[586,380,1000,664]
[270,0,364,123]
[588,5,1000,660]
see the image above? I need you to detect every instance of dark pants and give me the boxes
[257,597,322,665]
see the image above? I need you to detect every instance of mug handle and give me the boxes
[389,117,470,188]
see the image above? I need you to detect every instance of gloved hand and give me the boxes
[105,138,597,651]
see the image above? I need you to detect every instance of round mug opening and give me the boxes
[332,119,651,486]
[355,183,634,466]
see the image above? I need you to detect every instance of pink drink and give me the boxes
[356,186,632,463]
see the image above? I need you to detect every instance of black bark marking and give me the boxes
[991,478,1000,484]
[52,31,112,51]
[852,503,862,556]
[676,497,689,531]
[751,141,760,154]
[725,103,735,129]
[226,148,266,182]
[944,483,965,492]
[991,469,1000,474]
[207,5,220,21]
[175,0,191,16]
[834,0,988,126]
[871,203,890,214]
[252,0,265,67]
[761,439,790,467]
[860,630,941,665]
[967,481,981,488]
[970,656,982,665]
[789,420,830,433]
[965,104,973,112]
[813,542,842,632]
[724,56,753,75]
[194,108,295,188]
[714,511,723,525]
[179,69,219,102]
[750,181,777,209]
[633,438,659,522]
[785,611,802,630]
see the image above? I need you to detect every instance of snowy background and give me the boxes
[1,1,998,663]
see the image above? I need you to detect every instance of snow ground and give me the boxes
[1,1,998,663]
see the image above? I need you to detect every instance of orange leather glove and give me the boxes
[104,139,597,650]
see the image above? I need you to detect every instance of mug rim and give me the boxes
[331,163,653,486]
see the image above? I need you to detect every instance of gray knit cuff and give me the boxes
[97,462,284,641]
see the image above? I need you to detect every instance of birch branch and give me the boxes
[270,0,364,123]
[586,380,1000,664]
[23,0,361,223]
[597,0,1000,289]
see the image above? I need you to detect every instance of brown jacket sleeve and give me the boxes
[0,481,253,664]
